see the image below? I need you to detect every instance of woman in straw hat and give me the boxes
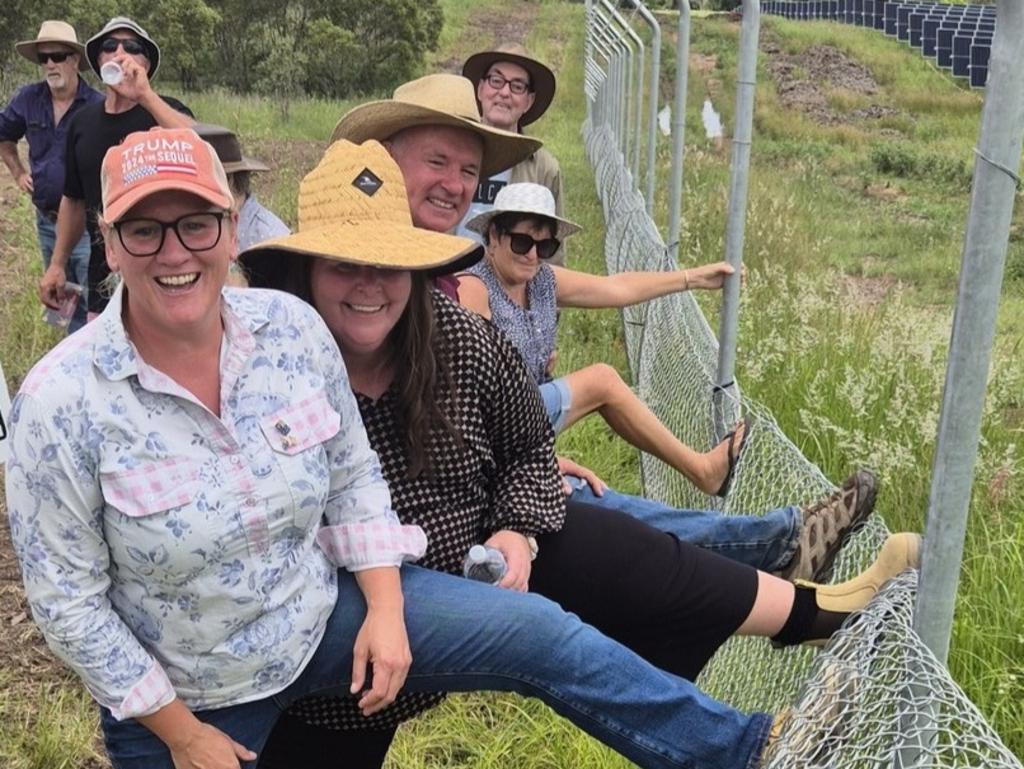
[242,139,920,769]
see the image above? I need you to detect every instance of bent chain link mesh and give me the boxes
[581,114,1022,768]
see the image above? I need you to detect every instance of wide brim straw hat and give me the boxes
[464,182,580,241]
[193,123,271,174]
[462,43,556,127]
[330,74,541,178]
[86,16,160,80]
[240,139,483,287]
[16,20,89,72]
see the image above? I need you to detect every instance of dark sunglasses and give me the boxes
[100,37,147,56]
[506,232,560,260]
[37,51,73,64]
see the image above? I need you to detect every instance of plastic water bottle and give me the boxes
[462,545,507,585]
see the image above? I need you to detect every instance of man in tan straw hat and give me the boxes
[195,123,289,252]
[460,43,567,264]
[330,73,539,296]
[38,15,195,322]
[0,20,102,332]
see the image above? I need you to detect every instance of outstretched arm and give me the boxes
[553,261,736,309]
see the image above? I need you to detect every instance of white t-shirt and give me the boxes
[456,168,512,243]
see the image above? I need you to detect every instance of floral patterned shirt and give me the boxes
[4,285,426,720]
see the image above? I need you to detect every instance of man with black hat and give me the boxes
[459,43,566,264]
[38,16,195,319]
[195,123,289,252]
[0,21,102,332]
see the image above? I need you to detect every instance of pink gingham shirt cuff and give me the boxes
[108,662,177,720]
[317,523,428,570]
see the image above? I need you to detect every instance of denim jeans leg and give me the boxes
[99,696,281,769]
[34,209,90,332]
[567,476,800,572]
[282,565,771,769]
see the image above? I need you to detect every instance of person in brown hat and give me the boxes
[37,15,195,323]
[194,123,290,252]
[0,20,102,332]
[460,43,567,264]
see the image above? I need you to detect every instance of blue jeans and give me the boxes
[100,565,771,769]
[35,208,91,332]
[539,377,572,433]
[566,475,800,573]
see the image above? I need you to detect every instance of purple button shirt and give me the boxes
[0,77,103,213]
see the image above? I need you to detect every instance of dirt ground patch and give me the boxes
[438,2,542,72]
[761,40,898,126]
[838,272,898,307]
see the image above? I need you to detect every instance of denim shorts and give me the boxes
[539,377,572,433]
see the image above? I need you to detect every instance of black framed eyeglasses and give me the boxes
[506,232,560,260]
[37,51,73,64]
[113,212,227,257]
[100,37,147,56]
[484,72,531,96]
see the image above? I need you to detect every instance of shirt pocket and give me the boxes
[259,392,341,456]
[258,392,342,524]
[101,457,200,517]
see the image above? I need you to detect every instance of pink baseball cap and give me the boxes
[101,127,232,223]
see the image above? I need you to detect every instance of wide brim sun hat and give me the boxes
[462,43,556,128]
[330,73,541,178]
[193,123,271,174]
[86,16,160,80]
[464,182,580,241]
[240,139,483,286]
[16,20,89,72]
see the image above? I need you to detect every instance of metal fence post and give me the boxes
[600,0,646,182]
[668,0,692,262]
[914,0,1024,665]
[626,1,662,216]
[713,0,761,439]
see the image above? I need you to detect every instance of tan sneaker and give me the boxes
[776,469,878,582]
[797,532,922,646]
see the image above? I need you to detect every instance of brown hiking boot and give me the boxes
[776,470,878,583]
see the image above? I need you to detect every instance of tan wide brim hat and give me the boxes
[330,74,541,178]
[240,140,483,285]
[462,43,556,127]
[16,20,89,72]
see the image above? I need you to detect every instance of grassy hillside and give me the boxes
[0,0,1021,766]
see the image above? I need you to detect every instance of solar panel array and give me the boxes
[762,1,997,88]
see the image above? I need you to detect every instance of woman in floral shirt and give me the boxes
[6,127,828,769]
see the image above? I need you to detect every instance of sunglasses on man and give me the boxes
[37,51,73,64]
[100,37,147,56]
[506,232,560,260]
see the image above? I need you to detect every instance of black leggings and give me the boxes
[257,499,760,769]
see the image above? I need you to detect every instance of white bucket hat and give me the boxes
[464,182,580,240]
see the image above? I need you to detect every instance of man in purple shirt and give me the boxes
[0,21,102,332]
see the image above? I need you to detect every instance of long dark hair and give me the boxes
[268,255,461,478]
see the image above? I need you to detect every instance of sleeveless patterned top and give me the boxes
[467,258,558,384]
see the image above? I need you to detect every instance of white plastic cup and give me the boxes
[100,62,124,86]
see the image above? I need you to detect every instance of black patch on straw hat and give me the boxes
[352,168,383,197]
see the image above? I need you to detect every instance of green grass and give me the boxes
[1,1,1023,766]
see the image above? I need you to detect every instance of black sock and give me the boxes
[771,585,850,646]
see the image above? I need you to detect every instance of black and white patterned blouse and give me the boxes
[289,291,566,731]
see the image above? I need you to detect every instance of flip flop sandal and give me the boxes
[714,416,752,497]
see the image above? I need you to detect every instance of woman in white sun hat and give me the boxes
[459,182,749,497]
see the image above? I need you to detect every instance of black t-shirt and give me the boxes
[63,95,194,214]
[62,96,193,312]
